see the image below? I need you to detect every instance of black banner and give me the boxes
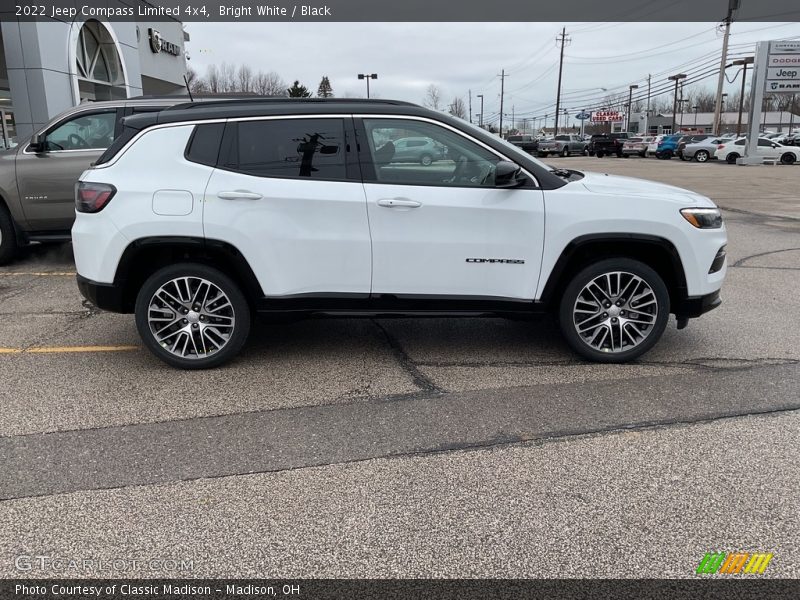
[2,0,800,22]
[3,579,800,600]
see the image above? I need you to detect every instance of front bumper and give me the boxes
[674,289,721,319]
[77,275,128,313]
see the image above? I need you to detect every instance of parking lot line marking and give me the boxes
[0,271,76,276]
[0,345,138,355]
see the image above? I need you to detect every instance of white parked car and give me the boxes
[714,137,800,164]
[646,135,663,156]
[73,99,727,369]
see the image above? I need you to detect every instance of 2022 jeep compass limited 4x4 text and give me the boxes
[72,98,727,369]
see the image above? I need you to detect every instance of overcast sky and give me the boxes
[185,21,800,126]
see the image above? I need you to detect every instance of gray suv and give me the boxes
[0,96,200,264]
[389,137,447,166]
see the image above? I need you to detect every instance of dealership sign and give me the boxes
[765,41,800,93]
[591,111,623,122]
[148,28,181,56]
[575,111,592,120]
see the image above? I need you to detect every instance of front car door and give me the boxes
[203,116,372,298]
[15,107,121,232]
[357,116,545,300]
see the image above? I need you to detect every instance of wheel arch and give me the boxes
[114,237,263,313]
[539,234,688,311]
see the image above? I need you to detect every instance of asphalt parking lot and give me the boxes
[1,157,799,578]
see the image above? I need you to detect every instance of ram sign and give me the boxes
[591,111,624,123]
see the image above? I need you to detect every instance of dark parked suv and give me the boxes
[0,96,221,264]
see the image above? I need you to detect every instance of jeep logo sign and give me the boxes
[148,28,181,56]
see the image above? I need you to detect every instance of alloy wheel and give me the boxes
[572,271,658,353]
[146,276,236,359]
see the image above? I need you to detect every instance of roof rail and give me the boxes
[164,97,418,111]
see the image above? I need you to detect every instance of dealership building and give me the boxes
[0,2,188,146]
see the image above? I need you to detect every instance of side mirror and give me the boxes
[495,160,525,188]
[29,133,47,153]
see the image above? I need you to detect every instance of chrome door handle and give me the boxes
[217,190,263,200]
[377,198,422,208]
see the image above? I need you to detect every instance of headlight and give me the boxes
[680,207,723,229]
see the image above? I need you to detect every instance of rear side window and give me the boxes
[185,123,225,167]
[221,118,347,180]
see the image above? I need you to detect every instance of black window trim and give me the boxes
[214,115,359,183]
[354,115,540,190]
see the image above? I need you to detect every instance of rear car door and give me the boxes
[357,116,545,300]
[203,116,372,297]
[15,107,122,231]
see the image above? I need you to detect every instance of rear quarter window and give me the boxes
[185,122,225,167]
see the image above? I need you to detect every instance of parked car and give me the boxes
[621,136,654,158]
[680,138,724,163]
[646,135,664,156]
[677,135,714,160]
[73,98,726,369]
[589,132,630,157]
[715,137,800,164]
[654,134,685,159]
[537,134,588,157]
[0,95,232,264]
[505,134,539,154]
[389,136,447,166]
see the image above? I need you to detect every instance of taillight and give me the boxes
[75,182,116,213]
[717,144,725,150]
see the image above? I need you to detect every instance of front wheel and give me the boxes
[135,263,251,369]
[694,150,710,162]
[780,152,796,165]
[596,151,604,158]
[420,154,433,166]
[558,258,670,363]
[0,205,19,265]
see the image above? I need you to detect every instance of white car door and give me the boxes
[358,116,545,300]
[203,116,372,297]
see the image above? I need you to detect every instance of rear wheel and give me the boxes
[559,258,670,363]
[780,152,796,165]
[420,154,433,166]
[726,152,740,165]
[135,263,251,369]
[596,151,604,158]
[0,205,19,265]
[694,150,710,162]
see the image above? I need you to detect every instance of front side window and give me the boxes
[44,110,117,151]
[363,118,499,187]
[222,118,346,180]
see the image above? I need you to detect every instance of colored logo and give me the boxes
[696,552,773,575]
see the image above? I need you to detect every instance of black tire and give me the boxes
[135,263,251,369]
[780,152,796,165]
[561,146,569,157]
[0,204,19,266]
[726,153,739,165]
[616,151,623,158]
[621,153,629,158]
[558,258,670,363]
[694,150,710,163]
[537,152,547,158]
[596,151,604,158]
[420,154,433,166]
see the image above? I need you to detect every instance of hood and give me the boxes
[574,171,716,207]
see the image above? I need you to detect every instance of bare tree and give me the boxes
[206,64,221,93]
[253,71,288,96]
[424,84,442,111]
[237,64,253,93]
[219,62,236,93]
[448,96,467,119]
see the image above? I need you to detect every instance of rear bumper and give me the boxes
[77,275,128,313]
[674,290,721,319]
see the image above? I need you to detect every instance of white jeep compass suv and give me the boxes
[73,98,727,369]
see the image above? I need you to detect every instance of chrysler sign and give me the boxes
[148,28,181,56]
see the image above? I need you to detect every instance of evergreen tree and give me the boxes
[317,76,334,98]
[287,80,312,98]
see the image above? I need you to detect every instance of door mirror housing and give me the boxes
[495,160,525,188]
[29,132,47,153]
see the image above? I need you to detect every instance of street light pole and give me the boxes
[476,94,484,128]
[626,84,639,132]
[668,73,687,134]
[357,73,378,98]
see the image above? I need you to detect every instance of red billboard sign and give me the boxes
[591,111,624,122]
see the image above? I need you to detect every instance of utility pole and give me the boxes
[626,84,639,132]
[499,70,507,137]
[554,28,570,136]
[713,0,740,135]
[476,94,484,128]
[733,57,753,136]
[512,105,515,132]
[668,73,687,134]
[468,89,472,124]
